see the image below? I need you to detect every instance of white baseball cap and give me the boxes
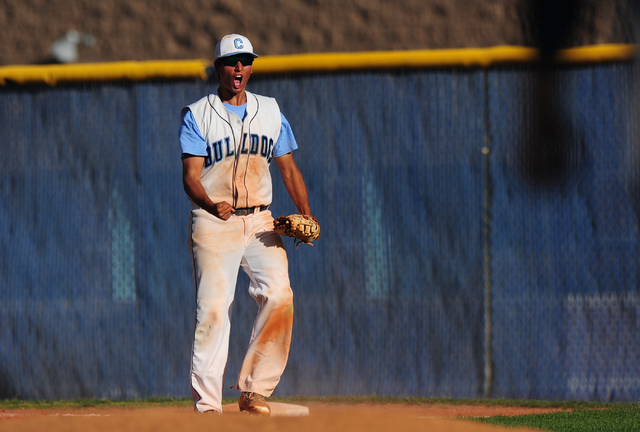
[215,34,259,60]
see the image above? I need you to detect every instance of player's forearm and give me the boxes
[281,170,312,215]
[183,176,216,213]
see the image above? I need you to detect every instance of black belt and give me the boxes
[234,205,269,216]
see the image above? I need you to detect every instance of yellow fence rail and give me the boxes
[0,44,635,86]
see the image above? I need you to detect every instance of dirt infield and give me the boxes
[0,402,570,432]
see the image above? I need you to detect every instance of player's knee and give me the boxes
[270,285,293,307]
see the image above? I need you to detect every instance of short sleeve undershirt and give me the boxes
[179,103,298,158]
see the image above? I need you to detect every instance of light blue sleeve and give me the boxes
[178,109,208,157]
[273,113,298,158]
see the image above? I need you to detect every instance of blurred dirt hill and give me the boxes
[0,0,636,66]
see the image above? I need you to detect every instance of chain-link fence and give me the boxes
[1,61,638,401]
[488,63,640,401]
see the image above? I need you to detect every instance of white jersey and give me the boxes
[185,91,282,209]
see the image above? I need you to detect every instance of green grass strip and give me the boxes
[268,396,628,411]
[0,397,194,410]
[475,405,640,432]
[0,396,633,411]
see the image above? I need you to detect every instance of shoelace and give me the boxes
[244,392,264,402]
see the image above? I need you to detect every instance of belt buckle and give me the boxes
[236,206,255,216]
[236,205,267,216]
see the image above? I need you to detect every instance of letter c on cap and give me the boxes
[234,38,244,49]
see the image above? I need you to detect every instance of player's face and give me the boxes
[216,55,253,98]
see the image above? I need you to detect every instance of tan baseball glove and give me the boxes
[273,214,320,247]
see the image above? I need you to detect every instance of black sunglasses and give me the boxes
[219,55,254,67]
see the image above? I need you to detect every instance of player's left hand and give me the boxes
[273,214,320,247]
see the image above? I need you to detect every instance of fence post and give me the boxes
[482,69,494,398]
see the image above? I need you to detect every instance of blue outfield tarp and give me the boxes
[0,63,639,401]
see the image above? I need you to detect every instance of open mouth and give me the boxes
[234,74,242,89]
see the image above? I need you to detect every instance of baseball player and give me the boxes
[179,34,313,415]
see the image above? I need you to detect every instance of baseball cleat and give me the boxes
[238,391,271,416]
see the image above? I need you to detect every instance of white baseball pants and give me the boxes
[188,208,294,414]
